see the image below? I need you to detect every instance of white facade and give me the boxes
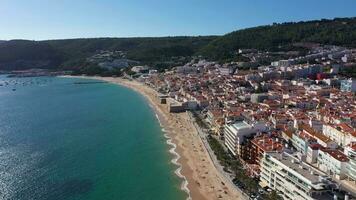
[219,67,234,75]
[292,134,316,155]
[131,65,149,73]
[317,149,349,180]
[344,143,356,181]
[260,152,333,200]
[224,121,267,156]
[306,145,320,164]
[323,125,355,147]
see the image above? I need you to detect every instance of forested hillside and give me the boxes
[0,17,355,71]
[199,17,356,60]
[0,36,216,70]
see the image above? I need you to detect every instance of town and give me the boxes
[128,44,356,200]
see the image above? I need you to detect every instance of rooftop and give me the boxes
[232,121,252,130]
[320,148,349,162]
[267,152,328,186]
[300,124,332,143]
[251,135,284,152]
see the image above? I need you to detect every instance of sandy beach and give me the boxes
[69,76,243,200]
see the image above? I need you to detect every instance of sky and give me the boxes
[1,0,356,40]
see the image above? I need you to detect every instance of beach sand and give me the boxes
[69,76,243,200]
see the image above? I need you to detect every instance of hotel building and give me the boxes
[260,152,335,200]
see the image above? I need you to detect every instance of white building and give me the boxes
[317,148,349,180]
[176,65,198,74]
[218,67,234,76]
[271,59,294,67]
[299,124,337,149]
[292,133,317,156]
[131,65,149,73]
[322,124,356,147]
[344,142,356,182]
[224,121,267,156]
[260,152,335,200]
[306,144,323,164]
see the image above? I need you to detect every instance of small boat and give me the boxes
[12,88,16,91]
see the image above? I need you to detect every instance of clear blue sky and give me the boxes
[1,0,355,40]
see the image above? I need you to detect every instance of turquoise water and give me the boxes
[0,76,186,200]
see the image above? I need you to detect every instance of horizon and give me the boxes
[2,16,355,42]
[1,0,356,40]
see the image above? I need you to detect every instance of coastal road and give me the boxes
[187,112,249,200]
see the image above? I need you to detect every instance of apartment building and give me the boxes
[344,142,356,182]
[323,124,356,147]
[260,152,335,200]
[224,121,267,156]
[317,148,349,180]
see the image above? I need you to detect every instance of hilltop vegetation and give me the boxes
[0,17,355,72]
[0,40,64,70]
[45,36,216,67]
[199,17,356,61]
[0,36,216,71]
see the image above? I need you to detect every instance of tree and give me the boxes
[262,190,283,200]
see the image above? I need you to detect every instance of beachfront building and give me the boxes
[207,109,225,135]
[260,152,335,200]
[168,98,186,113]
[344,142,356,182]
[248,135,284,163]
[224,121,267,156]
[243,134,284,176]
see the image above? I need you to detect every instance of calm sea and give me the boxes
[0,75,186,200]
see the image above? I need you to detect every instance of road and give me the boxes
[187,112,250,200]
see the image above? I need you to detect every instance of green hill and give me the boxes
[0,36,216,71]
[0,40,64,70]
[199,17,356,60]
[0,17,355,72]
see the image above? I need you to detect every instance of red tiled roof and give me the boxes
[300,124,332,143]
[321,148,349,162]
[251,135,284,152]
[309,143,323,150]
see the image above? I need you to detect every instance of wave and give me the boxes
[155,114,191,200]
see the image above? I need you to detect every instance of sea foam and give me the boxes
[155,114,192,200]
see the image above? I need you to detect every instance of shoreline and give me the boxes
[155,113,192,200]
[64,76,243,200]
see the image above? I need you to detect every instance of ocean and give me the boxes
[0,75,186,200]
